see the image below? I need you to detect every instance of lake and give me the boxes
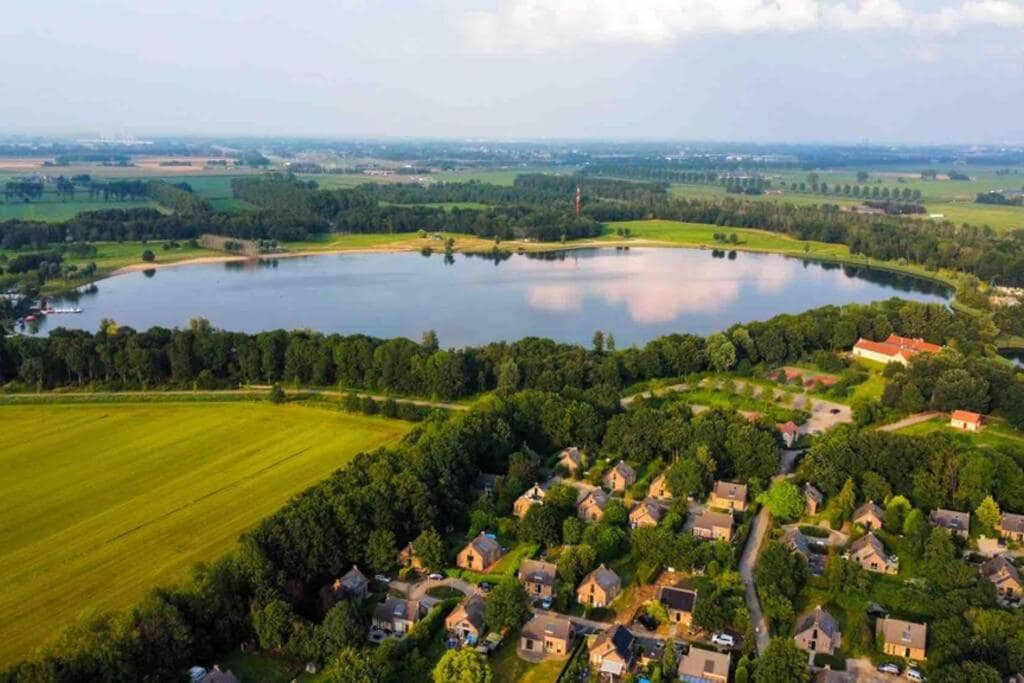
[34,247,951,347]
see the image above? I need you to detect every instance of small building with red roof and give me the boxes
[950,410,984,432]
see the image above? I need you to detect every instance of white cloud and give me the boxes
[458,0,1024,53]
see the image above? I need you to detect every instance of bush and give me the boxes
[798,525,831,538]
[141,249,156,262]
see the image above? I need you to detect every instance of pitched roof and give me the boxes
[467,532,502,556]
[777,421,800,435]
[658,586,697,612]
[374,597,421,623]
[1001,512,1024,533]
[678,647,731,681]
[592,624,635,661]
[980,554,1022,584]
[853,501,884,522]
[579,488,609,509]
[804,483,824,504]
[340,565,369,591]
[885,335,941,354]
[200,668,240,683]
[929,508,970,532]
[448,593,486,631]
[951,409,984,425]
[560,447,583,466]
[796,605,840,638]
[521,613,572,642]
[877,617,927,651]
[518,559,557,586]
[781,527,811,557]
[582,563,621,593]
[630,499,664,523]
[849,531,886,557]
[609,460,635,480]
[694,510,735,531]
[712,480,748,503]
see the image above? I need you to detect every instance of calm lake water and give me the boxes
[35,248,951,347]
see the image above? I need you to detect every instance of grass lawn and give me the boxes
[490,543,540,576]
[0,401,411,666]
[0,199,164,222]
[490,638,564,683]
[795,575,910,659]
[896,416,1024,449]
[219,651,305,683]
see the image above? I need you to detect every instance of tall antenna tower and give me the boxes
[574,185,582,217]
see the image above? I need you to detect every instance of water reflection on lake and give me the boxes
[36,247,951,347]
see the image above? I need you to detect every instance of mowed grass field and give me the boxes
[0,401,411,666]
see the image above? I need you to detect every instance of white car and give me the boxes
[374,574,391,583]
[877,663,900,675]
[906,668,925,682]
[427,573,444,581]
[711,633,735,648]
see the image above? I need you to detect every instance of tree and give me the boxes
[519,504,563,547]
[433,648,492,683]
[496,359,520,395]
[883,495,911,532]
[365,528,397,574]
[322,647,378,683]
[757,481,804,522]
[141,249,155,262]
[753,638,809,683]
[557,544,597,584]
[252,599,293,651]
[661,637,678,676]
[975,495,1001,533]
[269,383,286,403]
[313,602,363,660]
[421,329,439,352]
[592,330,604,354]
[484,581,530,632]
[706,333,737,372]
[413,528,445,572]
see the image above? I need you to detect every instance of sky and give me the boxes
[1,0,1023,143]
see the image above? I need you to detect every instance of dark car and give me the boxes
[637,613,658,631]
[479,582,492,593]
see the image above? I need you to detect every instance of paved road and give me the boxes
[738,504,772,654]
[397,577,477,600]
[875,411,943,432]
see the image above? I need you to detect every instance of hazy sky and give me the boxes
[2,0,1023,143]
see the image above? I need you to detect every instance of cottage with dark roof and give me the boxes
[804,483,824,515]
[372,598,423,635]
[629,499,664,528]
[677,646,730,683]
[929,508,970,538]
[558,447,584,473]
[980,554,1022,599]
[577,488,609,522]
[604,460,636,492]
[692,510,735,542]
[588,625,636,682]
[445,593,486,644]
[849,532,898,574]
[999,512,1024,542]
[877,617,927,660]
[519,613,572,658]
[709,481,748,511]
[576,563,621,608]
[658,586,697,628]
[456,532,504,572]
[514,483,546,519]
[794,605,841,655]
[648,472,671,500]
[518,558,558,601]
[852,501,885,530]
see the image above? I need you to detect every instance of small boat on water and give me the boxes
[40,306,83,315]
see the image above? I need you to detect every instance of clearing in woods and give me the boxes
[0,400,411,666]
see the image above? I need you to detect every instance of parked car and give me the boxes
[374,574,391,583]
[711,633,735,648]
[427,573,444,581]
[479,582,492,593]
[540,598,552,610]
[637,614,658,631]
[877,662,901,675]
[906,668,925,682]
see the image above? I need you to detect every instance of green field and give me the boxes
[896,416,1024,449]
[0,198,164,222]
[0,401,411,666]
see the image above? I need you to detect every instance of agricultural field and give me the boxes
[0,198,164,222]
[0,400,411,666]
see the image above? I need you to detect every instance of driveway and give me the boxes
[875,411,943,432]
[398,577,477,600]
[738,505,772,655]
[801,398,853,434]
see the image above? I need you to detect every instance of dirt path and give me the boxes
[875,411,943,432]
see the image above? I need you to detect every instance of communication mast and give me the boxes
[574,185,582,217]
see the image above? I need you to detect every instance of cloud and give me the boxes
[457,0,1024,53]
